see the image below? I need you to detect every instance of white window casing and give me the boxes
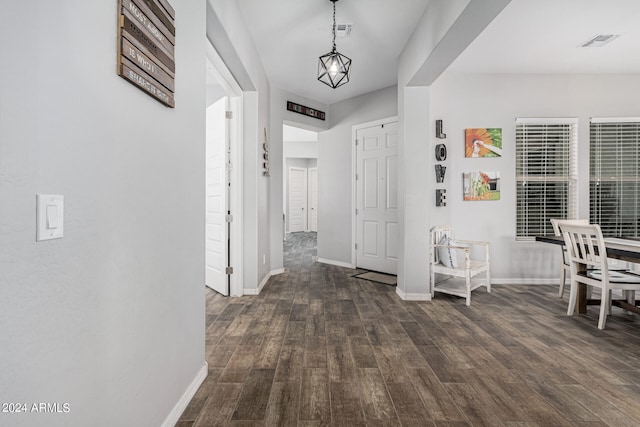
[590,118,640,237]
[515,118,578,240]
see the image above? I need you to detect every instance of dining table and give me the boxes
[535,234,640,314]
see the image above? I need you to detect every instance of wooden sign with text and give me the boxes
[287,101,325,121]
[117,0,175,107]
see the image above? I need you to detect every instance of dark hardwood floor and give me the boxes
[177,232,640,426]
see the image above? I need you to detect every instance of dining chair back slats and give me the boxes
[550,218,589,297]
[559,222,640,329]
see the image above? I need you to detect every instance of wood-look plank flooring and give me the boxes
[178,232,640,426]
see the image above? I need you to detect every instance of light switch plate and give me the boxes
[36,194,64,241]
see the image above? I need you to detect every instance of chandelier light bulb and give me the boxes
[329,59,339,76]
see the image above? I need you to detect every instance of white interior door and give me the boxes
[356,121,398,274]
[205,97,229,295]
[309,167,318,232]
[288,167,308,232]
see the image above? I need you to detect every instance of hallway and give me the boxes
[178,232,640,426]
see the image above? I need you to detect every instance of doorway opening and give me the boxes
[282,124,318,257]
[205,42,243,296]
[283,124,318,253]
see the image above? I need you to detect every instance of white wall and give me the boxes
[286,159,318,169]
[396,0,511,299]
[208,1,271,292]
[0,2,206,426]
[396,0,469,299]
[316,86,398,265]
[430,72,640,281]
[283,141,318,159]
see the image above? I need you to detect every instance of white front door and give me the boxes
[356,121,398,274]
[205,97,229,295]
[308,167,318,232]
[288,167,308,232]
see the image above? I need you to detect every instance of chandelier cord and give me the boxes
[332,1,337,52]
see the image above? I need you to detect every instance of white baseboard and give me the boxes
[396,287,432,301]
[257,271,271,293]
[243,277,266,296]
[161,362,208,427]
[491,278,559,285]
[243,274,269,296]
[317,258,354,269]
[244,269,283,296]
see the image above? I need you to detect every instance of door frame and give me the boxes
[308,167,318,232]
[206,41,244,297]
[351,116,398,269]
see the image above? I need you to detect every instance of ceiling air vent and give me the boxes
[579,34,620,48]
[336,23,352,37]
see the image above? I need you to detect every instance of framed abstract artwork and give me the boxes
[465,128,502,157]
[463,171,501,201]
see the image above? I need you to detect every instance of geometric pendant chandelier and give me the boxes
[317,0,352,88]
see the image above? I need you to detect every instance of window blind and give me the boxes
[515,119,578,240]
[590,119,640,237]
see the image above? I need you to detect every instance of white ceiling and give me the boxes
[235,0,640,106]
[447,0,640,74]
[237,0,431,105]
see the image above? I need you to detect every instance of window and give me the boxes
[590,118,640,237]
[515,118,578,240]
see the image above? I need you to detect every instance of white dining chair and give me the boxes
[550,218,589,297]
[559,223,640,329]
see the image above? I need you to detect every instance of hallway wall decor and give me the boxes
[435,143,447,161]
[263,128,270,176]
[286,101,326,121]
[434,130,447,207]
[436,189,447,207]
[117,0,176,107]
[436,119,447,139]
[435,164,446,183]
